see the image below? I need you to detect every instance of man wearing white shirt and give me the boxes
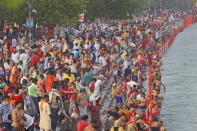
[84,43,90,50]
[99,55,107,76]
[94,42,100,63]
[94,76,103,96]
[20,74,28,84]
[11,50,19,64]
[19,50,28,66]
[12,37,17,48]
[0,39,3,47]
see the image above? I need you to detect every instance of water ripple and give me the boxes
[161,23,197,131]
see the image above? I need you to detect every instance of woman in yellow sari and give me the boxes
[83,53,88,69]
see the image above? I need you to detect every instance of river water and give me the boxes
[161,23,197,131]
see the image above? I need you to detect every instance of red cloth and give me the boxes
[30,55,38,66]
[129,110,136,120]
[60,86,67,99]
[132,29,136,36]
[13,95,23,102]
[68,88,75,100]
[142,40,146,49]
[132,53,138,58]
[121,82,127,95]
[128,88,136,97]
[35,49,43,58]
[45,74,58,92]
[76,121,89,131]
[152,108,159,118]
[113,38,119,46]
[72,56,78,62]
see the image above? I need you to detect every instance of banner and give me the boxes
[79,13,84,22]
[26,17,34,28]
[194,2,197,9]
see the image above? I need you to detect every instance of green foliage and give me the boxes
[86,0,147,19]
[0,0,194,26]
[0,0,24,9]
[0,0,88,26]
[31,0,88,26]
[86,0,194,19]
[152,0,194,9]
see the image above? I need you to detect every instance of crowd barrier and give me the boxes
[184,16,193,28]
[145,16,197,130]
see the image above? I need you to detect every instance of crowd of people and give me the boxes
[0,9,196,131]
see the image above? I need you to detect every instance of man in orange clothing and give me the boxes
[45,69,58,92]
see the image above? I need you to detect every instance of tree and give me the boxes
[0,0,24,9]
[30,0,89,26]
[86,0,147,19]
[0,0,88,26]
[155,0,193,9]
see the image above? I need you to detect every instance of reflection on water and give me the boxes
[161,23,197,131]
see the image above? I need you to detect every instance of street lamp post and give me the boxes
[149,0,151,15]
[26,1,35,45]
[160,0,162,15]
[28,5,32,45]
